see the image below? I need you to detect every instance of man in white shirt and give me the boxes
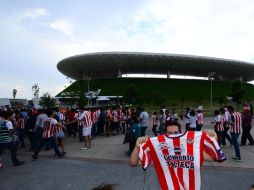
[0,111,25,167]
[65,107,92,150]
[139,108,148,137]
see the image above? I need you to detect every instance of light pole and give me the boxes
[208,72,216,108]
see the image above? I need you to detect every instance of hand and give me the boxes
[207,130,217,138]
[136,136,148,148]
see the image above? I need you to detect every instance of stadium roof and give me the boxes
[57,52,254,81]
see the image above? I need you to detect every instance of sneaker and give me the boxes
[32,154,38,160]
[13,160,25,166]
[232,156,238,160]
[232,156,241,162]
[57,155,62,159]
[62,151,66,156]
[80,147,88,150]
[235,158,242,162]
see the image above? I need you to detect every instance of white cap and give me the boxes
[197,106,203,111]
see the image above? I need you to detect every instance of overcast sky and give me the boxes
[1,0,254,99]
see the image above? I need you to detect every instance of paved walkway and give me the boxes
[17,121,254,169]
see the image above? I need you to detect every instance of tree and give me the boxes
[215,95,228,106]
[32,84,40,98]
[230,80,245,104]
[125,84,139,104]
[39,92,56,109]
[13,89,17,99]
[153,94,166,106]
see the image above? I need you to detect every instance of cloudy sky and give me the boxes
[1,0,254,99]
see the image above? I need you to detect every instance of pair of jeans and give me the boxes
[91,123,97,138]
[33,137,61,157]
[231,133,241,158]
[0,141,20,164]
[216,131,223,146]
[34,127,43,150]
[241,127,254,145]
[140,126,147,137]
[222,127,232,145]
[17,128,25,148]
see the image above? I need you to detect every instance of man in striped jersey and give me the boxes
[228,106,242,161]
[130,120,226,190]
[32,111,62,159]
[65,107,92,150]
[196,106,203,131]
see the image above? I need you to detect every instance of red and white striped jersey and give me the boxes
[55,122,63,133]
[112,110,118,122]
[77,112,82,126]
[219,115,225,131]
[42,118,58,139]
[214,115,224,131]
[117,109,122,121]
[139,131,226,190]
[78,111,92,127]
[16,118,25,129]
[197,113,203,125]
[230,112,242,134]
[120,112,127,123]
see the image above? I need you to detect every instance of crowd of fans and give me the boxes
[0,103,254,168]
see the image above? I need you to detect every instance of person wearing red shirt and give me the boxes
[66,108,76,137]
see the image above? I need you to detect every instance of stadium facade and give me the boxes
[57,52,254,82]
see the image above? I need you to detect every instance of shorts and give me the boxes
[82,126,92,136]
[55,131,64,138]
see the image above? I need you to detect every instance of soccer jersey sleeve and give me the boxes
[138,138,152,170]
[6,121,14,130]
[203,132,226,162]
[77,112,85,120]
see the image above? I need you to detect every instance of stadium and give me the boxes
[56,52,254,106]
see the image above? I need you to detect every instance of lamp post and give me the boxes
[208,72,216,108]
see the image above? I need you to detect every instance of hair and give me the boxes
[46,110,54,117]
[219,108,225,114]
[132,115,139,123]
[91,183,117,190]
[190,110,195,116]
[164,120,181,133]
[1,111,13,120]
[250,184,254,190]
[214,110,220,115]
[227,105,234,112]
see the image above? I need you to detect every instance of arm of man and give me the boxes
[129,136,148,167]
[65,112,84,125]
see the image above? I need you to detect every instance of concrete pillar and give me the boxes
[167,70,170,79]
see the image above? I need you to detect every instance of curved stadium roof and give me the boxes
[57,52,254,81]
